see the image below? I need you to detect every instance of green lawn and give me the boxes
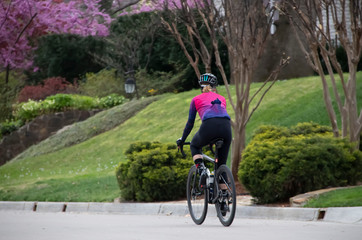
[0,72,361,202]
[304,186,362,208]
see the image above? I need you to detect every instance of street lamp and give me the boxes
[125,77,136,94]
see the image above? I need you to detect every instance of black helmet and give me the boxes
[199,73,218,87]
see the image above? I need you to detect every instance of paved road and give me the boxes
[0,211,361,240]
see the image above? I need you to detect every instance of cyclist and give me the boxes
[177,73,232,185]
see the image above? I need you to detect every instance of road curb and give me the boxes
[0,201,361,224]
[236,206,320,222]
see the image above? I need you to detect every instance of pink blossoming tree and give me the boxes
[0,0,112,83]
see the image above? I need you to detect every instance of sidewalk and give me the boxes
[0,198,361,224]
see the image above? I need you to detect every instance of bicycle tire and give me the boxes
[214,165,236,227]
[186,165,208,225]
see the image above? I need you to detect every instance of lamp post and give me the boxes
[125,77,136,94]
[124,70,138,99]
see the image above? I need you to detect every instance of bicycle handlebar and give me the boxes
[178,141,216,158]
[178,142,190,158]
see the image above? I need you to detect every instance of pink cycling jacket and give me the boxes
[181,92,230,141]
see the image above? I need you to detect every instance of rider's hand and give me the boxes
[176,138,184,146]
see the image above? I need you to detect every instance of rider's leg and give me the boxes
[190,130,204,166]
[214,119,232,190]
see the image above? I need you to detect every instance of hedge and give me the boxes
[239,122,362,204]
[115,142,192,202]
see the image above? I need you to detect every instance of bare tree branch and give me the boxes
[284,0,362,148]
[0,0,13,31]
[112,0,141,14]
[245,57,290,128]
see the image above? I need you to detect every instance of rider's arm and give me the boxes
[181,99,197,142]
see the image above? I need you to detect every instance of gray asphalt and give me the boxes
[0,211,361,240]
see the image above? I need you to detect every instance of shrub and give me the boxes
[13,94,100,122]
[13,99,43,121]
[239,123,362,204]
[0,119,24,138]
[78,69,124,97]
[7,93,126,135]
[17,77,77,103]
[115,142,191,202]
[99,94,127,108]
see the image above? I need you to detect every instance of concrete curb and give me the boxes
[0,201,361,224]
[323,207,362,224]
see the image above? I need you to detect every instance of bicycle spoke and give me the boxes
[214,165,236,227]
[187,165,208,225]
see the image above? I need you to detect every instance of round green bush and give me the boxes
[0,119,24,138]
[239,123,362,204]
[115,142,191,202]
[99,94,126,108]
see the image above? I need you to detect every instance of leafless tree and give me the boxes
[159,0,214,76]
[158,0,289,191]
[283,0,362,149]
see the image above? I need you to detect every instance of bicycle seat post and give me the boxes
[215,140,223,149]
[214,139,223,162]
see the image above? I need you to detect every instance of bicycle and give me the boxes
[178,139,236,227]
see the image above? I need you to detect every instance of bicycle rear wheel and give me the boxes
[186,165,208,225]
[214,165,236,227]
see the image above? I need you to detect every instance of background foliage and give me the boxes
[78,68,124,97]
[0,71,25,122]
[17,77,77,103]
[27,34,106,84]
[0,74,361,202]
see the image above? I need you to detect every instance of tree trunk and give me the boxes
[311,50,340,137]
[230,123,247,194]
[346,64,360,147]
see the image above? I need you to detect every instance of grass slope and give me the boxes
[0,73,361,202]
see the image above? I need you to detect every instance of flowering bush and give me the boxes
[14,100,43,121]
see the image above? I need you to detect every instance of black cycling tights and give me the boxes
[190,117,232,167]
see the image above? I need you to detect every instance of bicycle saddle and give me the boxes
[209,138,224,149]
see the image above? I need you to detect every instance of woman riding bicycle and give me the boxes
[177,73,232,178]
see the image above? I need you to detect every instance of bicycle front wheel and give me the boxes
[215,165,236,227]
[186,165,208,225]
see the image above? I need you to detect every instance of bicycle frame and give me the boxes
[180,139,224,203]
[182,139,237,226]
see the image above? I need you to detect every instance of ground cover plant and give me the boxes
[0,73,361,202]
